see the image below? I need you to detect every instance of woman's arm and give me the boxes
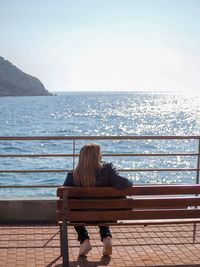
[109,163,133,190]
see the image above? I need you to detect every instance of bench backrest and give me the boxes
[56,185,200,223]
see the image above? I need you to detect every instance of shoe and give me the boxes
[79,239,92,256]
[102,237,112,256]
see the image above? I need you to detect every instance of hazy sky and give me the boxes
[1,0,200,93]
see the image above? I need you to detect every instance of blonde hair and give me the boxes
[73,143,101,187]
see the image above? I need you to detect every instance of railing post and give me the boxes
[193,138,200,243]
[196,139,200,184]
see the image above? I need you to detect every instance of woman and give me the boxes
[63,143,133,256]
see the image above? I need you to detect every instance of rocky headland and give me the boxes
[0,56,52,96]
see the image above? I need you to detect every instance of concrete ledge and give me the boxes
[0,199,56,223]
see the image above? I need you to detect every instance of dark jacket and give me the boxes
[63,162,133,190]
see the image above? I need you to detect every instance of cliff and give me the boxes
[0,56,52,96]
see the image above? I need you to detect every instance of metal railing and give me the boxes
[0,135,200,189]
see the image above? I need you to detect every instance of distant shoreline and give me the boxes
[0,94,55,98]
[50,90,187,95]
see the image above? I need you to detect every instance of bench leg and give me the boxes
[59,224,63,256]
[61,220,69,267]
[193,223,197,243]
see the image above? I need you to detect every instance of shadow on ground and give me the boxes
[48,255,111,267]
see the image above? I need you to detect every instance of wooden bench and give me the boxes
[57,184,200,267]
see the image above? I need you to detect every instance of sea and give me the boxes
[0,91,200,198]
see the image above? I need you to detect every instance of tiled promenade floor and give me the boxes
[0,224,200,267]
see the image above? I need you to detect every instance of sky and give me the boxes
[0,0,200,93]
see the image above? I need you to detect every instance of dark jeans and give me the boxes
[74,226,112,244]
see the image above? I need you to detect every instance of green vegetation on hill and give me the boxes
[0,56,52,96]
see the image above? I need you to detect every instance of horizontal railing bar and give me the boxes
[93,153,198,157]
[0,154,74,157]
[0,170,68,173]
[109,168,199,172]
[0,185,59,188]
[0,153,198,158]
[3,184,200,189]
[0,168,199,173]
[0,135,200,140]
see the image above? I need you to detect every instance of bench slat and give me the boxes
[65,218,200,226]
[57,208,200,222]
[57,197,200,209]
[57,185,200,198]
